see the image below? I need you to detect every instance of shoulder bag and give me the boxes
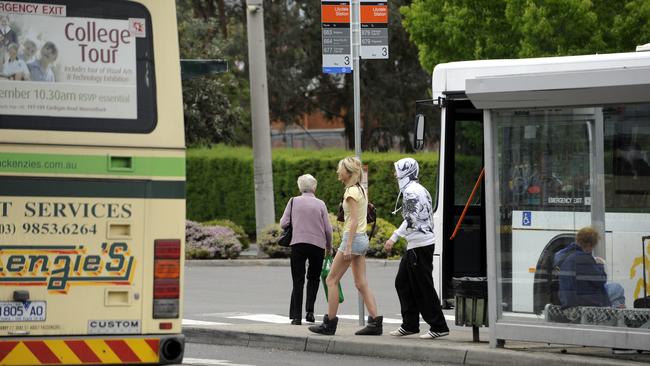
[278,198,293,247]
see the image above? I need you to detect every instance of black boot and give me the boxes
[355,315,383,335]
[308,314,338,335]
[305,312,315,323]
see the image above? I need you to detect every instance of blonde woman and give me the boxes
[309,156,382,336]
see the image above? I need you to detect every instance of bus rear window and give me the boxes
[0,0,156,133]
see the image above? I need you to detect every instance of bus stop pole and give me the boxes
[351,0,364,326]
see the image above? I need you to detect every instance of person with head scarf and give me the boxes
[384,157,449,340]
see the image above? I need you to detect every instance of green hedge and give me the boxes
[187,145,439,237]
[255,215,408,259]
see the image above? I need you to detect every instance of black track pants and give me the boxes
[395,244,449,333]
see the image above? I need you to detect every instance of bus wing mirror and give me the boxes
[414,114,425,150]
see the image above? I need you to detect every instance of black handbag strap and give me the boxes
[288,198,294,224]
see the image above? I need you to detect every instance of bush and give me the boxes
[202,219,250,250]
[186,248,210,259]
[329,214,407,259]
[187,145,440,237]
[328,213,343,248]
[257,223,291,258]
[366,218,407,259]
[256,214,407,259]
[185,220,242,259]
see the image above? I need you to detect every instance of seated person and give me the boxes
[555,226,625,308]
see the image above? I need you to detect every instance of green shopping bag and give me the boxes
[321,255,344,303]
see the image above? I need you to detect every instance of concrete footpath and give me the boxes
[183,255,650,365]
[183,320,650,366]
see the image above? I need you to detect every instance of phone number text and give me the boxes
[0,223,97,235]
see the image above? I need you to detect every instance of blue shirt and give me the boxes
[555,242,610,308]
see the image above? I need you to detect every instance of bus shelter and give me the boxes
[466,56,650,350]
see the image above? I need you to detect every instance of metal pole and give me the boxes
[352,0,362,159]
[246,0,275,239]
[351,0,364,326]
[587,111,606,258]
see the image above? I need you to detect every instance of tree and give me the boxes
[401,0,516,72]
[357,0,430,151]
[177,0,251,146]
[402,0,650,73]
[611,0,650,51]
[271,0,430,151]
[177,0,432,151]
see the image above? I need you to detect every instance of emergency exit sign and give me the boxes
[321,1,352,73]
[360,0,388,59]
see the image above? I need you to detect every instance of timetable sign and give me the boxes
[360,0,388,59]
[322,1,352,73]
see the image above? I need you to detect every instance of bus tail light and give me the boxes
[154,279,180,298]
[154,239,181,319]
[155,260,181,279]
[155,239,181,259]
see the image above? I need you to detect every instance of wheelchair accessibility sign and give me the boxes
[522,211,532,226]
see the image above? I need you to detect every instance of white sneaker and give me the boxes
[419,330,449,339]
[389,327,417,337]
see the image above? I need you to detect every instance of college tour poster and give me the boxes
[0,1,142,120]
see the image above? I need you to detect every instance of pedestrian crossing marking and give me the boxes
[183,357,255,366]
[227,314,290,324]
[183,313,457,326]
[331,315,402,324]
[183,319,231,326]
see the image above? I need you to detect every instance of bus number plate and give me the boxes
[0,301,46,322]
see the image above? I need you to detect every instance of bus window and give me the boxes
[493,108,594,314]
[497,110,591,212]
[604,104,650,213]
[454,119,483,206]
[0,0,156,133]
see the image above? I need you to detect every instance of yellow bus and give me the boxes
[0,0,185,364]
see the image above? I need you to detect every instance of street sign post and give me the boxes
[360,1,388,59]
[321,1,352,73]
[321,0,352,74]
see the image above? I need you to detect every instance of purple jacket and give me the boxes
[280,192,332,251]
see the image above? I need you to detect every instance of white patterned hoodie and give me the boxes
[389,158,435,250]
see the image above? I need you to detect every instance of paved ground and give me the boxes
[183,321,650,366]
[182,259,650,366]
[183,342,456,366]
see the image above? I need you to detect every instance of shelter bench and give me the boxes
[544,304,650,328]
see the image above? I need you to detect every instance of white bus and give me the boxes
[416,50,650,314]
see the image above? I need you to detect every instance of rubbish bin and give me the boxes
[452,276,488,342]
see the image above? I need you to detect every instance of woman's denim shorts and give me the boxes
[338,233,369,256]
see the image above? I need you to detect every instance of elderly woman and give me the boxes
[280,174,333,325]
